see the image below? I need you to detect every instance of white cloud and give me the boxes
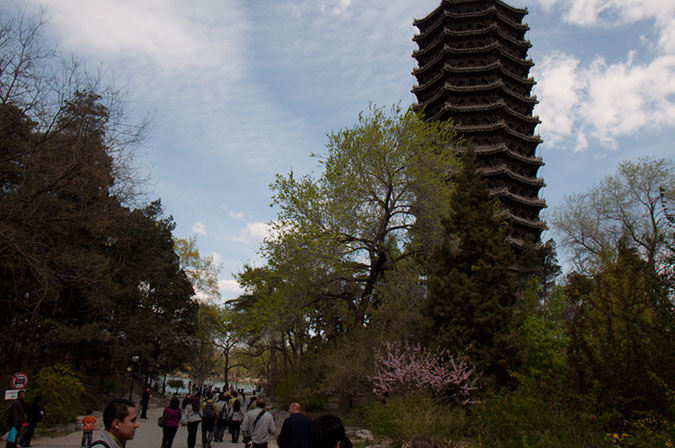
[230,222,271,244]
[321,0,353,17]
[535,51,675,149]
[192,221,207,236]
[533,0,675,53]
[27,0,245,71]
[229,211,245,220]
[534,53,582,145]
[218,279,243,295]
[210,252,223,266]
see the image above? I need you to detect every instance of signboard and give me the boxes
[5,389,21,400]
[10,372,28,390]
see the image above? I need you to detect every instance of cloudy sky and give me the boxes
[4,0,675,301]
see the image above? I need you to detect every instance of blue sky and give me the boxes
[4,0,675,301]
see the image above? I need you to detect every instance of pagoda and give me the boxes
[412,0,546,246]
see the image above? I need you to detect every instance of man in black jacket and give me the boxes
[5,390,25,448]
[277,403,311,448]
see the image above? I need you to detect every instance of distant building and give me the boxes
[411,0,546,246]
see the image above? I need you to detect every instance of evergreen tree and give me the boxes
[426,147,524,386]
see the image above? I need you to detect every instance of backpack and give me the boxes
[88,442,111,448]
[204,401,216,421]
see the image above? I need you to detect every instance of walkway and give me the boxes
[30,399,279,448]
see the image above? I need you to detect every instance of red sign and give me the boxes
[11,372,28,390]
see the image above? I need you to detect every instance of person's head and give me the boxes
[289,402,302,415]
[310,415,346,448]
[32,396,42,406]
[233,400,241,411]
[206,391,213,400]
[410,435,437,448]
[256,397,265,409]
[87,408,93,416]
[17,390,25,401]
[103,399,139,441]
[191,395,201,412]
[170,397,179,409]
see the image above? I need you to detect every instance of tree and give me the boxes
[265,104,461,330]
[426,147,524,387]
[552,157,675,273]
[174,236,222,302]
[563,240,675,416]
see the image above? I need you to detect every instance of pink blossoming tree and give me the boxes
[370,341,481,405]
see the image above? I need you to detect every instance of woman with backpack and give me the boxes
[182,395,202,448]
[228,399,245,443]
[161,397,182,448]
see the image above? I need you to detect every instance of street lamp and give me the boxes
[128,355,140,400]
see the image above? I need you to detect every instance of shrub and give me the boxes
[370,341,480,406]
[33,364,84,424]
[101,378,119,395]
[366,392,469,446]
[167,379,184,394]
[473,384,605,448]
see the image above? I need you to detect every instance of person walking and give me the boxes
[141,387,152,419]
[182,395,202,448]
[5,390,25,448]
[160,397,182,448]
[228,399,244,443]
[18,396,44,447]
[201,392,218,448]
[214,393,229,443]
[90,399,140,448]
[81,409,96,448]
[241,397,275,448]
[277,403,311,448]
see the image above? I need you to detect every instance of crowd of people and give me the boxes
[4,386,437,448]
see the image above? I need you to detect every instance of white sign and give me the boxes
[5,389,21,400]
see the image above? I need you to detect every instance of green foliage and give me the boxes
[167,379,184,393]
[101,378,119,395]
[520,282,568,382]
[33,364,85,424]
[426,146,524,387]
[235,105,462,394]
[564,242,675,416]
[366,392,469,446]
[474,385,606,448]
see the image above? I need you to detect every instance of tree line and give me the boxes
[0,11,201,389]
[227,102,675,443]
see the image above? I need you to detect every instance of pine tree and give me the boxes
[426,146,524,386]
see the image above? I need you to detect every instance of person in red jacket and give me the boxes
[81,409,97,447]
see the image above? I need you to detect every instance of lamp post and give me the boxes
[128,355,140,400]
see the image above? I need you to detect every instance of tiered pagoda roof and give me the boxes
[412,0,547,246]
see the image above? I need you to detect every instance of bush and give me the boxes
[473,385,605,448]
[167,379,184,394]
[33,364,84,424]
[101,378,119,395]
[366,392,469,446]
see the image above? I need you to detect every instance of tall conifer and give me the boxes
[426,146,524,386]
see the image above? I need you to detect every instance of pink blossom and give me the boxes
[369,341,481,405]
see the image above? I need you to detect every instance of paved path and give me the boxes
[30,402,279,448]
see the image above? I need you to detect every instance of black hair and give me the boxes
[103,398,135,430]
[170,397,180,409]
[309,415,346,448]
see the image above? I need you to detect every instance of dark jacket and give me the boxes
[277,413,311,448]
[8,397,25,427]
[25,401,43,425]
